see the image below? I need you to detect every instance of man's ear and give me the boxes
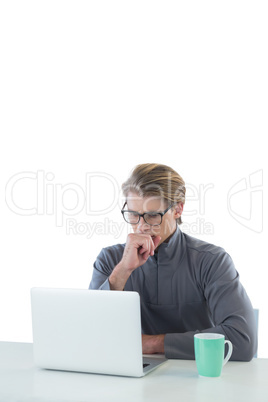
[174,202,184,219]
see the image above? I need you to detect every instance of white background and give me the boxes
[1,1,267,356]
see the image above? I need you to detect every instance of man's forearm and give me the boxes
[108,262,132,290]
[142,334,165,354]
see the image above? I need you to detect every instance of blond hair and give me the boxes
[122,163,186,224]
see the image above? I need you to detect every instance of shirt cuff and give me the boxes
[99,277,111,291]
[164,332,196,360]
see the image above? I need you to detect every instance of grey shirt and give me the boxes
[89,226,257,361]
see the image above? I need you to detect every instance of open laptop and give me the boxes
[31,288,167,377]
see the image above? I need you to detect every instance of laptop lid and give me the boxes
[31,288,166,377]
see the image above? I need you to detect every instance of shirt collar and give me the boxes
[159,224,181,250]
[155,224,185,264]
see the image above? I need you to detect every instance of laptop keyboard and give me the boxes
[143,363,150,368]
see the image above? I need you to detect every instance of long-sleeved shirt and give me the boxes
[89,225,257,361]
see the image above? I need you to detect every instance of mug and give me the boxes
[194,333,233,377]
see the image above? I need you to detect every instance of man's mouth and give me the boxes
[137,232,158,239]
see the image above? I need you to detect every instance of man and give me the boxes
[89,163,257,360]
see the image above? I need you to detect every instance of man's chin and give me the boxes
[151,234,160,240]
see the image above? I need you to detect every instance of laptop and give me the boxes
[31,288,167,377]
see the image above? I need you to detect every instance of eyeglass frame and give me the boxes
[121,201,177,226]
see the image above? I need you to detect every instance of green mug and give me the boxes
[194,333,233,377]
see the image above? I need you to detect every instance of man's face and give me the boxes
[125,192,183,245]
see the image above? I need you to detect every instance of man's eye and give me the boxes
[130,212,139,217]
[146,214,159,219]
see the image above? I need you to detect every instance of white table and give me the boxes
[0,342,267,402]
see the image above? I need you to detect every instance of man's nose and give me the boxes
[137,216,150,231]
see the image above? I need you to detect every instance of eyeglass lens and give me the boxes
[123,211,162,226]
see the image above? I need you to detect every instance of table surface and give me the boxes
[0,342,267,402]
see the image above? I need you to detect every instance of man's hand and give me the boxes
[121,233,161,272]
[109,233,161,290]
[142,334,165,354]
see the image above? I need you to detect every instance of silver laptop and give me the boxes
[31,288,167,377]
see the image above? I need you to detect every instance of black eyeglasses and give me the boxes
[121,202,176,226]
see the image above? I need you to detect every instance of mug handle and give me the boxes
[223,340,233,366]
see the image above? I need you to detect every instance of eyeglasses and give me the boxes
[121,202,176,226]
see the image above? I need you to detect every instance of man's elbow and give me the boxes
[231,335,258,362]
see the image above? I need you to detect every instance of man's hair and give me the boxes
[122,163,186,225]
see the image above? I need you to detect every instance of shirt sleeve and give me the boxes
[164,251,258,361]
[89,245,125,290]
